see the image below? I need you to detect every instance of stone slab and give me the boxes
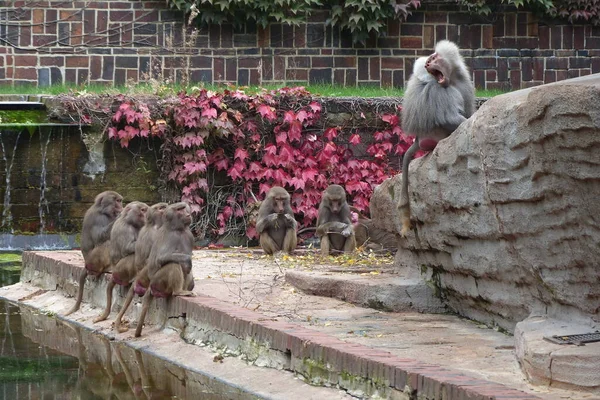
[285,270,446,313]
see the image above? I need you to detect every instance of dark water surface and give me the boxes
[0,254,256,400]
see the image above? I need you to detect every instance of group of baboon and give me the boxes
[63,39,474,337]
[256,184,378,256]
[64,192,195,337]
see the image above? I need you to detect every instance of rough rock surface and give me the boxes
[372,74,600,333]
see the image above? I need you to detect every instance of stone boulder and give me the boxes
[376,74,600,333]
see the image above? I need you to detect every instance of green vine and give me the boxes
[167,0,421,44]
[459,0,600,25]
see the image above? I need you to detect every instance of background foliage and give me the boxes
[102,87,416,241]
[168,0,600,44]
[167,0,421,44]
[459,0,600,24]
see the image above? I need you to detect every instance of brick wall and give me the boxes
[0,1,599,90]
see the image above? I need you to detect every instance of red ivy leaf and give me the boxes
[288,120,302,142]
[349,134,361,145]
[308,102,321,113]
[234,147,249,162]
[381,114,399,125]
[296,110,308,123]
[275,131,288,144]
[257,104,277,121]
[301,168,318,182]
[283,110,296,124]
[214,157,229,171]
[324,127,338,141]
[290,176,306,190]
[202,107,217,119]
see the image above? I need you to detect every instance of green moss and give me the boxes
[302,358,330,383]
[0,253,22,263]
[0,110,48,125]
[421,265,447,300]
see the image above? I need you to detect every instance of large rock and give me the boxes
[382,74,600,333]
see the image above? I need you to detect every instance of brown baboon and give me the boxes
[134,202,195,338]
[112,202,168,333]
[64,191,123,316]
[93,201,148,323]
[255,186,298,255]
[316,185,356,255]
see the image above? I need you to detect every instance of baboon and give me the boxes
[64,191,123,316]
[316,185,356,255]
[399,40,475,236]
[93,201,148,323]
[134,202,195,337]
[255,186,298,255]
[112,202,168,333]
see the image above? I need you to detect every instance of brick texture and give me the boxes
[0,1,598,89]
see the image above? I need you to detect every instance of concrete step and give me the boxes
[3,250,582,399]
[285,270,447,314]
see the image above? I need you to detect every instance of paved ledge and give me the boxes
[6,250,590,399]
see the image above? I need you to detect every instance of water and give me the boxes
[0,234,79,252]
[0,129,22,232]
[0,254,256,399]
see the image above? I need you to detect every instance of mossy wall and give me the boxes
[0,124,162,234]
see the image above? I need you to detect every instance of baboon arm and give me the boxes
[94,220,115,244]
[256,213,277,233]
[442,113,467,133]
[156,252,192,273]
[316,221,348,237]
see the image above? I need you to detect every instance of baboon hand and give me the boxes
[341,225,353,237]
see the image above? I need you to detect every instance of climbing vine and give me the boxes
[167,0,421,44]
[459,0,600,25]
[102,87,417,240]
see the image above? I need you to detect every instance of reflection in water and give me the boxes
[0,301,79,399]
[0,256,259,400]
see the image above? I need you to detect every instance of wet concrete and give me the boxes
[2,249,597,399]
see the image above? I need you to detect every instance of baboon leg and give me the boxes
[134,291,153,338]
[282,228,297,254]
[344,233,357,253]
[320,235,331,256]
[114,285,135,333]
[64,270,88,316]
[399,141,420,237]
[184,271,195,291]
[170,265,194,297]
[94,280,117,323]
[259,232,280,255]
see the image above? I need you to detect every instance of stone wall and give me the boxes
[0,1,599,90]
[0,117,163,235]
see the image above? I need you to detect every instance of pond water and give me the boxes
[0,253,258,400]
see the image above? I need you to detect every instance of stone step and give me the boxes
[285,270,447,314]
[7,251,548,400]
